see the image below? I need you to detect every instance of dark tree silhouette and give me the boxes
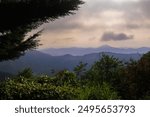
[0,0,84,61]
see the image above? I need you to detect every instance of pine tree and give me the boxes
[0,0,84,61]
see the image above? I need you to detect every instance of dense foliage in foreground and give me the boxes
[0,52,150,100]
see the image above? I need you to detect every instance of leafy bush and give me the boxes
[0,70,80,100]
[78,82,120,100]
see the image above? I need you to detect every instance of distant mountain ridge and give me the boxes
[39,45,150,56]
[0,50,142,75]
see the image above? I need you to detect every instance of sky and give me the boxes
[36,0,150,49]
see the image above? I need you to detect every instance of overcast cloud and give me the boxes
[38,0,150,48]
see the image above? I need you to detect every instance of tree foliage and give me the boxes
[1,52,150,100]
[124,52,150,99]
[85,54,123,85]
[0,0,84,61]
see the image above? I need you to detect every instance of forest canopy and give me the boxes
[0,52,150,100]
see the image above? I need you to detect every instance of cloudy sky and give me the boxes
[37,0,150,49]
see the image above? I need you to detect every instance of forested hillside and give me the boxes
[0,52,150,100]
[0,51,142,75]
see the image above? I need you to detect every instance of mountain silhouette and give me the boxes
[40,45,150,56]
[0,50,142,75]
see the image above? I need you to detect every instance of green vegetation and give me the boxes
[0,52,150,100]
[1,0,149,100]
